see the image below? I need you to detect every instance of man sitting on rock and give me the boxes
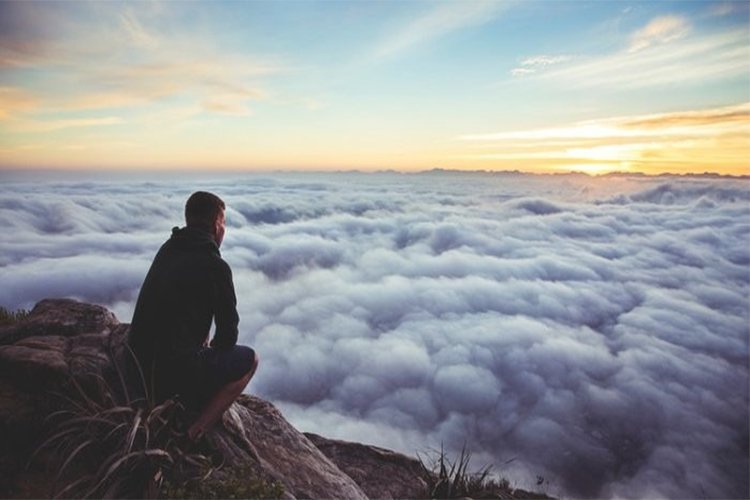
[128,191,258,440]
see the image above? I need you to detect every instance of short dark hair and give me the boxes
[185,191,225,228]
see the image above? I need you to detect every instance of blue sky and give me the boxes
[1,1,748,173]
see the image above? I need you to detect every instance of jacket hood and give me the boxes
[169,226,220,255]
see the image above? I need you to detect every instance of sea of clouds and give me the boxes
[1,170,748,498]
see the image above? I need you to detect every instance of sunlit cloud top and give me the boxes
[458,103,750,174]
[0,1,748,174]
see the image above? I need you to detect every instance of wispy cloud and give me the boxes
[510,67,535,77]
[372,1,510,60]
[202,97,255,117]
[507,14,746,90]
[119,9,160,50]
[542,28,747,89]
[1,3,282,119]
[457,103,750,174]
[460,103,750,141]
[0,87,39,119]
[621,104,750,128]
[11,117,125,133]
[511,54,573,77]
[0,2,68,68]
[522,55,573,66]
[628,15,691,53]
[708,2,745,17]
[63,60,272,113]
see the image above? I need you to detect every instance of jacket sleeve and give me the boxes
[210,259,240,349]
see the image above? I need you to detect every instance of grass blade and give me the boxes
[125,409,143,454]
[53,439,95,492]
[53,474,92,499]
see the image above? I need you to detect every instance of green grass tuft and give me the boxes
[30,376,210,498]
[419,444,554,499]
[29,345,282,499]
[0,306,30,327]
[159,463,284,499]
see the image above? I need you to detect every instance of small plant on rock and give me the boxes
[419,444,553,500]
[29,346,211,498]
[0,306,29,326]
[419,444,498,499]
[160,462,284,499]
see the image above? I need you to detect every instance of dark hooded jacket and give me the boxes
[128,225,239,400]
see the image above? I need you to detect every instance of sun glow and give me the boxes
[566,144,645,162]
[456,103,750,175]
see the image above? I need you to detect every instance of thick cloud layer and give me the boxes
[1,171,748,498]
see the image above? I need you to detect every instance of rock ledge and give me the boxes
[0,299,428,499]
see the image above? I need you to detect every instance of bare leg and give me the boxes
[188,352,259,440]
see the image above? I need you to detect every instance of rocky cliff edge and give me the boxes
[0,299,431,499]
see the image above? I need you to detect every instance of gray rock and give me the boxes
[222,397,367,500]
[0,298,118,346]
[305,433,432,499]
[0,336,69,384]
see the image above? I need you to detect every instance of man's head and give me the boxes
[185,191,226,247]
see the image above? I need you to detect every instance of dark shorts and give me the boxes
[195,344,256,398]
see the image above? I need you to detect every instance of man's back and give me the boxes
[128,225,239,400]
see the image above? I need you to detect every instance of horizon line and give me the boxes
[0,166,748,180]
